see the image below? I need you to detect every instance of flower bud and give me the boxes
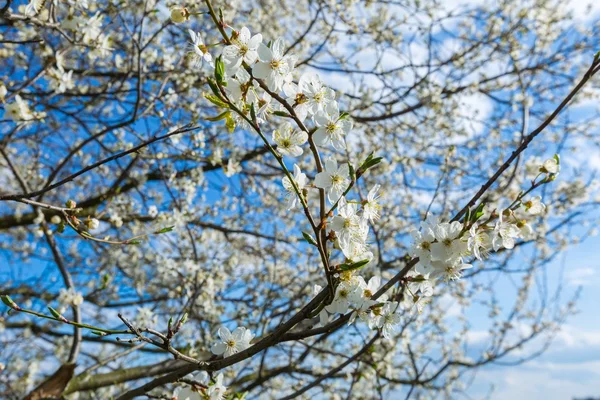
[170,7,189,23]
[85,217,100,231]
[65,199,77,209]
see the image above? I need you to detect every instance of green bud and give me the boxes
[1,295,17,309]
[302,231,318,246]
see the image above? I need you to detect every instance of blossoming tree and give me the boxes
[1,0,599,398]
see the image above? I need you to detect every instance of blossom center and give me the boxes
[270,59,281,69]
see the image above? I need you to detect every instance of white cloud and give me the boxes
[471,360,600,400]
[566,267,596,286]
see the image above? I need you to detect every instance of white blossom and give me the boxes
[314,158,350,204]
[330,197,364,246]
[5,95,34,123]
[362,184,382,221]
[282,164,308,209]
[524,196,545,215]
[313,102,352,150]
[223,27,262,75]
[211,326,254,357]
[272,122,307,157]
[187,30,213,67]
[252,38,297,92]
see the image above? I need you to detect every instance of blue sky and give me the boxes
[464,236,600,399]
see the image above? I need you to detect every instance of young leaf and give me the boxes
[205,111,231,122]
[214,55,226,85]
[154,226,175,234]
[204,93,229,109]
[302,231,318,246]
[225,113,236,133]
[273,111,291,118]
[339,259,370,272]
[1,295,17,309]
[48,306,61,319]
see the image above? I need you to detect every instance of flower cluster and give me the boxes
[4,95,35,124]
[171,12,563,395]
[57,288,83,313]
[316,275,404,340]
[412,156,558,285]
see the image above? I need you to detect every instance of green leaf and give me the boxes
[48,306,62,319]
[250,103,257,122]
[99,273,111,290]
[207,79,222,97]
[204,93,229,109]
[358,152,383,172]
[302,231,318,246]
[471,202,486,222]
[179,312,188,326]
[204,111,231,122]
[154,226,175,234]
[214,55,226,85]
[339,259,370,272]
[361,157,383,171]
[272,111,290,118]
[225,112,236,133]
[339,111,350,120]
[128,240,142,245]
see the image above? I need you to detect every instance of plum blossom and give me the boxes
[330,197,364,246]
[272,122,307,157]
[350,276,381,309]
[524,196,545,215]
[188,30,213,67]
[492,213,521,251]
[314,158,350,203]
[206,373,227,400]
[253,38,297,91]
[48,68,74,94]
[325,281,356,314]
[298,73,336,115]
[371,302,401,339]
[362,184,382,221]
[313,102,352,150]
[5,95,34,123]
[429,221,464,262]
[466,223,490,260]
[211,326,254,357]
[282,164,308,209]
[541,156,560,174]
[222,27,262,75]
